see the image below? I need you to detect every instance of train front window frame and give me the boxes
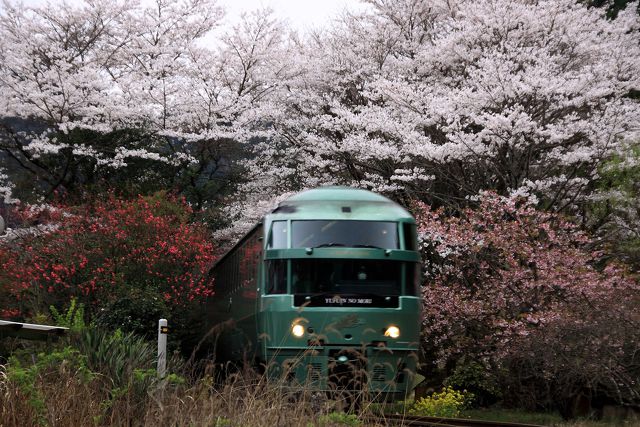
[268,221,288,249]
[405,262,420,296]
[290,220,398,249]
[402,222,418,251]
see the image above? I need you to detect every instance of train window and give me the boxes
[291,259,402,295]
[403,223,418,251]
[266,259,287,294]
[268,221,288,249]
[405,262,421,296]
[291,221,398,249]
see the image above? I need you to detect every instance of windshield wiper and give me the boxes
[313,243,346,248]
[353,244,384,249]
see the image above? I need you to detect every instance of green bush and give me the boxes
[444,359,501,406]
[50,297,86,332]
[94,287,169,340]
[409,387,474,418]
[4,346,95,424]
[74,328,156,387]
[318,412,361,426]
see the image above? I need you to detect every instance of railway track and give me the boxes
[366,414,549,427]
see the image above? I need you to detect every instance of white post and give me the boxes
[157,318,168,378]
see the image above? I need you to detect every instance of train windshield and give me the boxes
[291,259,403,295]
[290,220,398,249]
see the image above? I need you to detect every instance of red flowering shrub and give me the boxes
[416,193,640,410]
[0,193,216,322]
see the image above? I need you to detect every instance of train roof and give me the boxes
[268,187,414,222]
[286,187,391,203]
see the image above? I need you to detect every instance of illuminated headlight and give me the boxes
[292,324,305,337]
[384,326,400,338]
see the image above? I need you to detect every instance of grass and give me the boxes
[1,335,637,427]
[0,348,382,426]
[3,362,639,427]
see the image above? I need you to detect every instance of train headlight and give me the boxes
[384,326,400,339]
[292,324,305,338]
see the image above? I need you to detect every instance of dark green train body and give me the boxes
[205,187,421,401]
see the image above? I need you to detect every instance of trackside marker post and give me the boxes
[158,318,168,378]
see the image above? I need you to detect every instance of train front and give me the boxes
[257,187,421,401]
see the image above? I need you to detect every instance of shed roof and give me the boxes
[0,320,68,340]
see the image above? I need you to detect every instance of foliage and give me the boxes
[415,192,640,409]
[0,0,639,417]
[589,142,640,271]
[0,193,216,339]
[4,346,95,424]
[49,297,86,332]
[93,287,169,339]
[73,328,156,388]
[443,358,502,407]
[0,166,16,205]
[1,360,381,427]
[95,366,170,424]
[318,412,362,426]
[0,357,591,427]
[0,329,181,426]
[409,387,473,418]
[2,321,198,425]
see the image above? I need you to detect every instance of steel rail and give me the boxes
[365,414,549,427]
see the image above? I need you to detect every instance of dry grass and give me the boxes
[0,358,385,427]
[4,364,638,427]
[3,340,635,427]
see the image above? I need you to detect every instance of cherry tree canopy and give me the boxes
[415,192,640,408]
[1,0,638,235]
[231,0,640,230]
[0,0,291,203]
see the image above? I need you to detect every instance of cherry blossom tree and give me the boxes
[0,166,16,205]
[163,7,294,209]
[415,192,640,410]
[0,0,141,197]
[0,0,291,206]
[235,0,640,225]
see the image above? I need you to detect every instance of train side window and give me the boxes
[403,223,417,251]
[268,221,288,249]
[266,260,287,294]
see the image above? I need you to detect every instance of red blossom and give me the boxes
[0,193,218,319]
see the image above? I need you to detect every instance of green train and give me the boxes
[204,187,421,401]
